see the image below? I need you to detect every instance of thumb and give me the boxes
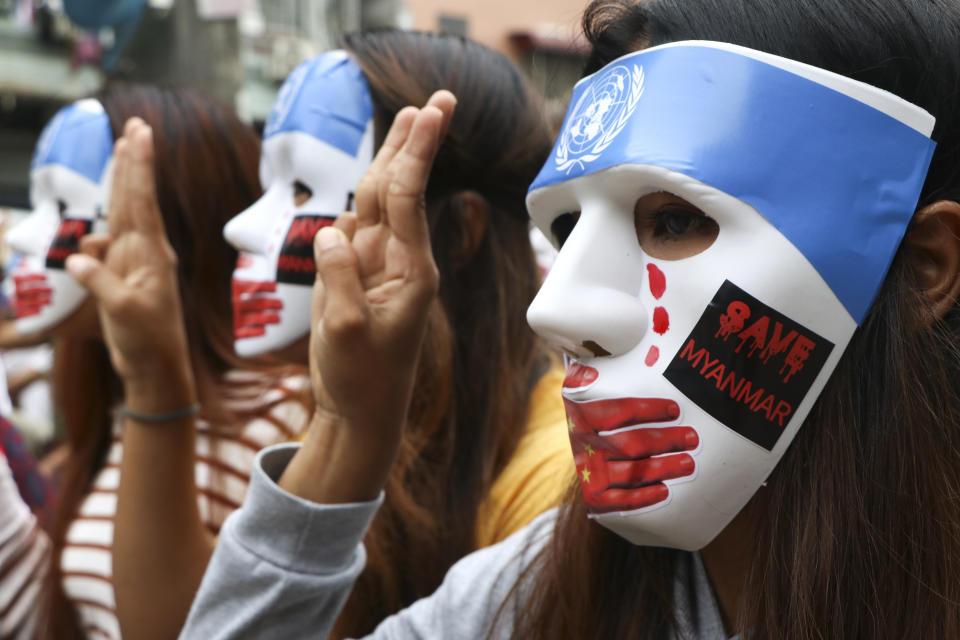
[65,253,126,311]
[313,227,366,329]
[78,232,112,261]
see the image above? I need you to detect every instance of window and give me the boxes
[438,14,468,37]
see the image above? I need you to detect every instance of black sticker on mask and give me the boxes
[276,214,335,285]
[45,218,93,270]
[663,280,834,450]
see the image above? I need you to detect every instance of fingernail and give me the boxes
[684,428,700,449]
[678,454,695,474]
[134,126,152,156]
[316,226,344,251]
[666,401,680,419]
[65,254,94,277]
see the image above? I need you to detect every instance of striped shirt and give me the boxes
[0,449,50,640]
[0,377,308,640]
[53,379,309,640]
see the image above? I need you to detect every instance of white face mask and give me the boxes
[225,51,375,357]
[526,41,936,550]
[5,99,112,334]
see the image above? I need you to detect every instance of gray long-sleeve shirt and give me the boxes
[179,444,731,639]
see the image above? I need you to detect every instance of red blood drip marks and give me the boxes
[647,263,666,299]
[645,345,660,367]
[647,265,668,350]
[653,306,669,335]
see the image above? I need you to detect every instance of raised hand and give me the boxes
[66,118,195,410]
[279,91,456,504]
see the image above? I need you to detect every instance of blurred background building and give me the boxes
[1,0,588,213]
[0,0,579,450]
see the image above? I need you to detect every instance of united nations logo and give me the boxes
[32,111,65,169]
[264,62,310,138]
[555,64,645,173]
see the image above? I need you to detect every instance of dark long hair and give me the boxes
[515,1,960,638]
[42,84,307,639]
[331,31,555,638]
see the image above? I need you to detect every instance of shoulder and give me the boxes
[476,362,574,545]
[514,361,572,471]
[375,508,559,639]
[218,371,312,444]
[448,507,558,588]
[527,361,567,427]
[506,359,571,476]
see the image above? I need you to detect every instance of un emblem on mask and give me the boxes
[556,64,644,173]
[32,111,65,168]
[264,62,310,138]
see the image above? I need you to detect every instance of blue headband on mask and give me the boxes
[32,101,113,184]
[264,51,374,158]
[529,43,937,324]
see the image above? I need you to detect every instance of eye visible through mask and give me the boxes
[634,192,719,260]
[292,180,313,206]
[548,191,719,262]
[550,211,579,247]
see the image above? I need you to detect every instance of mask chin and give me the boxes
[233,281,312,358]
[15,273,88,334]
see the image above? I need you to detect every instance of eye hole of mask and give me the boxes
[292,180,313,207]
[57,199,67,218]
[551,211,580,247]
[635,192,719,260]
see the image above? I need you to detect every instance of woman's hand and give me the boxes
[68,119,208,640]
[279,91,456,504]
[66,118,196,411]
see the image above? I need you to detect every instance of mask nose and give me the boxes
[5,222,32,256]
[527,204,649,359]
[223,188,284,254]
[5,204,55,257]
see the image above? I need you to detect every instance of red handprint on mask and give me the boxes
[232,278,283,339]
[564,396,699,513]
[12,273,52,318]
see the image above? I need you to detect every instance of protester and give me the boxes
[0,394,54,640]
[0,445,49,640]
[0,416,53,522]
[154,0,960,637]
[96,31,572,639]
[0,87,311,640]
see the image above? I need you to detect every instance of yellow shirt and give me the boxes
[474,363,574,547]
[295,364,574,548]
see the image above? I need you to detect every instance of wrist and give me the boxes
[278,409,402,504]
[122,362,197,416]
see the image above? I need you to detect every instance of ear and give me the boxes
[450,191,488,269]
[905,200,960,319]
